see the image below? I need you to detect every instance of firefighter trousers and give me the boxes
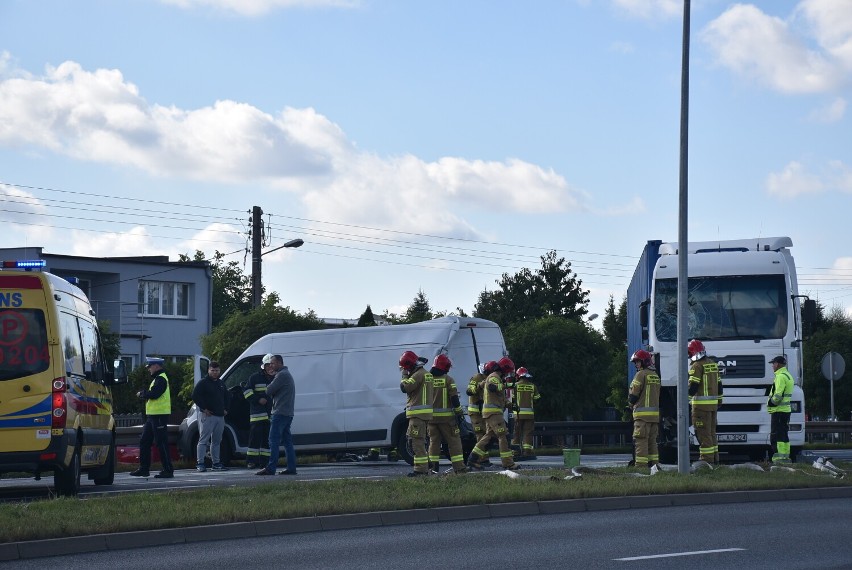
[691,407,718,463]
[632,419,659,467]
[407,417,430,473]
[427,421,466,470]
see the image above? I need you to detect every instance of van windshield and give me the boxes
[0,309,51,381]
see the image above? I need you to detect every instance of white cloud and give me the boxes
[70,226,158,258]
[827,160,852,193]
[159,0,358,17]
[0,59,585,242]
[0,184,53,244]
[611,0,681,20]
[701,2,852,94]
[610,41,636,54]
[766,161,824,198]
[808,97,847,123]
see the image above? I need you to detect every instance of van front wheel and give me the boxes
[55,446,81,497]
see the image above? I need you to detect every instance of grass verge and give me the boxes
[1,461,850,544]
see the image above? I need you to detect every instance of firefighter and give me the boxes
[427,354,468,474]
[511,367,541,461]
[467,356,520,470]
[768,355,794,463]
[399,350,434,476]
[241,353,276,469]
[687,339,723,464]
[628,350,660,468]
[466,361,496,466]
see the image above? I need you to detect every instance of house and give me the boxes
[0,247,212,368]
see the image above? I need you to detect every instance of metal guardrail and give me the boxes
[532,420,852,448]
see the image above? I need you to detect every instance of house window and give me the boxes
[138,281,190,318]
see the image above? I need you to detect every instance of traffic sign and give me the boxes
[821,352,845,382]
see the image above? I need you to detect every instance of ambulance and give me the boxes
[0,260,126,496]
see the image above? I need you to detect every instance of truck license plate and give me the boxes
[718,434,747,442]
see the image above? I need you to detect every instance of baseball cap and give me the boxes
[261,353,275,368]
[145,357,165,367]
[768,355,787,365]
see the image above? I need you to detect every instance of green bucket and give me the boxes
[563,448,580,468]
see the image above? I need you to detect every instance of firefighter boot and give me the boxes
[467,451,484,471]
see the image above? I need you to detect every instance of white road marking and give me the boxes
[615,548,745,561]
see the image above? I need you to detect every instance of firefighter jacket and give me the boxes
[480,372,507,418]
[514,379,540,419]
[768,366,794,413]
[629,367,660,422]
[466,372,485,416]
[688,356,722,407]
[144,371,171,416]
[243,370,273,423]
[401,367,433,420]
[431,373,463,424]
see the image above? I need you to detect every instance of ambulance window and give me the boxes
[59,311,85,377]
[0,309,50,381]
[79,319,103,382]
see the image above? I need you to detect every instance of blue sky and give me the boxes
[1,0,851,324]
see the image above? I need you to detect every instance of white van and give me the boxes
[179,317,507,465]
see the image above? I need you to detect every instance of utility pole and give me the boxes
[251,206,263,308]
[250,205,304,309]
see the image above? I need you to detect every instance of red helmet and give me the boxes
[483,360,499,374]
[433,354,452,371]
[497,356,515,375]
[515,367,532,378]
[631,350,653,368]
[687,339,706,361]
[399,350,419,370]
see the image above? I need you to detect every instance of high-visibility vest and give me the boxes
[146,372,172,415]
[768,367,794,413]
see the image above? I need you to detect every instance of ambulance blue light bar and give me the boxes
[2,260,46,269]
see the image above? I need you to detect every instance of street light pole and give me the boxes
[250,205,304,308]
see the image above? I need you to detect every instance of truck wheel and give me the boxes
[659,446,677,465]
[93,438,116,485]
[55,446,82,497]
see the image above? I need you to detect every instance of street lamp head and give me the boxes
[587,313,599,322]
[284,239,304,248]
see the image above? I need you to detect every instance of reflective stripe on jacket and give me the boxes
[401,367,434,419]
[688,358,721,406]
[629,367,660,421]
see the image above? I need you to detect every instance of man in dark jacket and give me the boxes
[191,361,231,472]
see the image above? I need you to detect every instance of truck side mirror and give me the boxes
[112,359,128,385]
[639,299,650,343]
[802,299,817,325]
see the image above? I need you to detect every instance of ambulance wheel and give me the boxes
[93,438,116,485]
[55,446,82,497]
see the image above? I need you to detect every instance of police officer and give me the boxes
[687,339,723,464]
[511,367,541,461]
[131,357,174,478]
[467,356,520,470]
[400,351,433,476]
[242,354,276,469]
[628,350,661,469]
[768,355,794,463]
[427,354,468,474]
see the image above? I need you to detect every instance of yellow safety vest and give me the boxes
[146,372,172,415]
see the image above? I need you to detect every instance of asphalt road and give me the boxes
[3,496,850,569]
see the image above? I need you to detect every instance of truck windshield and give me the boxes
[0,309,50,380]
[653,275,788,342]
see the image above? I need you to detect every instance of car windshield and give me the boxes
[653,275,788,342]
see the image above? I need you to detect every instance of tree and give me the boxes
[602,295,630,419]
[505,316,609,421]
[357,305,377,327]
[200,298,325,369]
[98,320,122,365]
[180,250,252,327]
[602,295,627,351]
[473,250,590,328]
[803,304,852,420]
[403,289,434,323]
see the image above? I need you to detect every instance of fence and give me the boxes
[532,420,852,449]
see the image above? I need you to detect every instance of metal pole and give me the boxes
[251,206,262,308]
[830,356,835,421]
[677,0,691,475]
